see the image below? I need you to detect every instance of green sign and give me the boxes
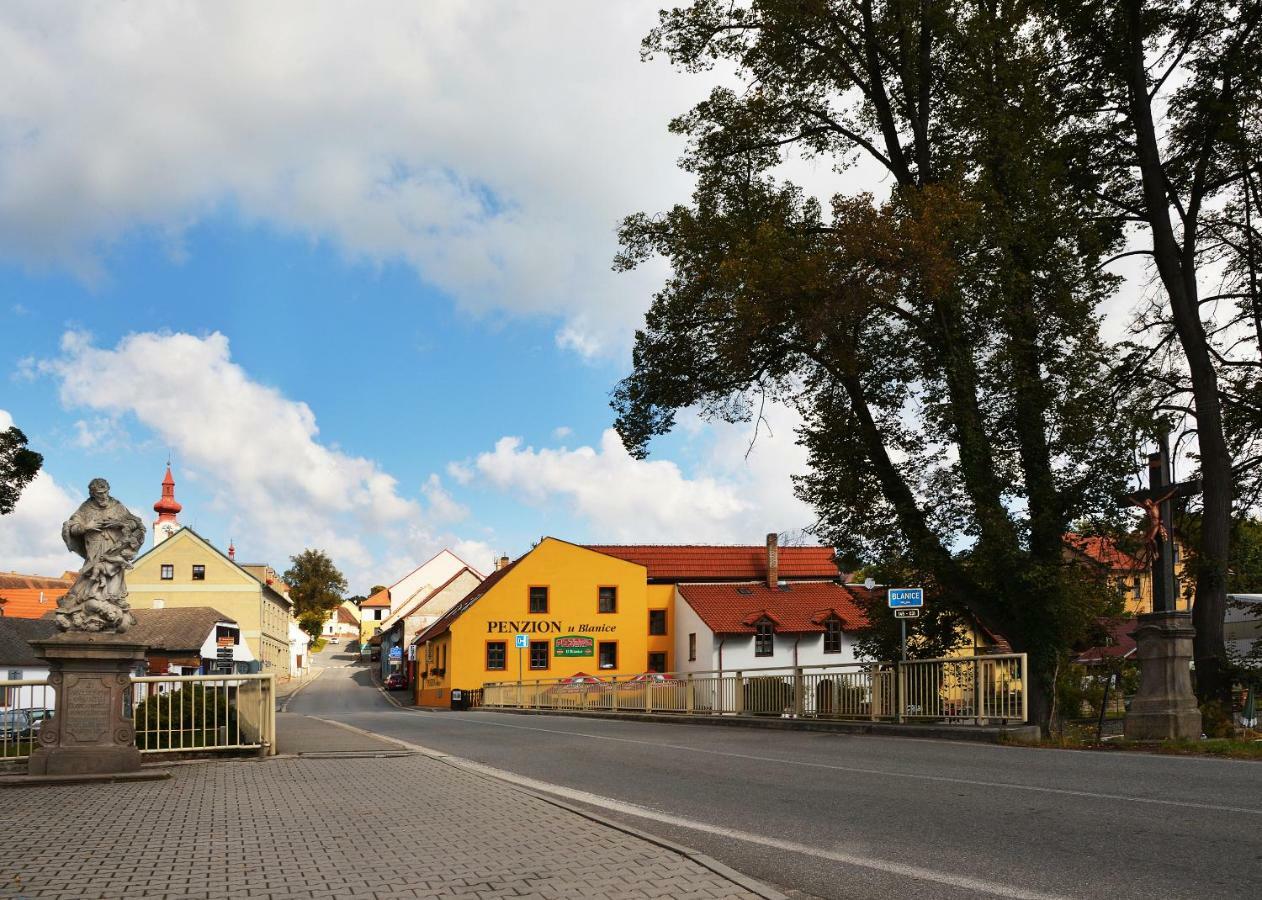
[554,635,594,657]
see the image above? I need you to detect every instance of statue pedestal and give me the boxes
[27,633,148,776]
[1124,611,1202,741]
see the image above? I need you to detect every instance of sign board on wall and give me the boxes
[388,646,402,659]
[554,635,595,657]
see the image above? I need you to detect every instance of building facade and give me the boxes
[129,528,292,674]
[377,566,482,685]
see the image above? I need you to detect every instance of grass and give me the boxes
[310,637,328,653]
[1006,724,1262,760]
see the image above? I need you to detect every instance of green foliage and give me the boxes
[743,676,793,715]
[613,0,1144,727]
[283,549,348,639]
[133,685,236,750]
[0,425,43,516]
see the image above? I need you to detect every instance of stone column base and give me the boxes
[27,633,148,776]
[1123,611,1202,741]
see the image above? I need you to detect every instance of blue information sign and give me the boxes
[514,634,530,649]
[888,588,924,609]
[388,645,402,659]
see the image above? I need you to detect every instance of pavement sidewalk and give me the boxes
[0,743,770,899]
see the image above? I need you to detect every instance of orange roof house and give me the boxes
[0,572,73,619]
[676,581,869,634]
[586,544,840,582]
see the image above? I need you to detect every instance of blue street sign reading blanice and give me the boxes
[888,588,924,609]
[514,634,529,649]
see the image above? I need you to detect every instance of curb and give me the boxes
[485,706,1041,744]
[309,716,785,900]
[277,667,325,713]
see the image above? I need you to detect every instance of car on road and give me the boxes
[383,672,406,690]
[0,709,34,740]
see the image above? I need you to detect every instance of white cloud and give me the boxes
[0,469,80,575]
[552,426,573,440]
[0,2,713,352]
[470,412,815,543]
[445,461,474,486]
[0,408,11,430]
[31,330,488,589]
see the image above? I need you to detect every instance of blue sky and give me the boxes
[0,3,819,591]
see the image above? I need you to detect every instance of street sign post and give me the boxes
[889,588,924,661]
[515,633,528,685]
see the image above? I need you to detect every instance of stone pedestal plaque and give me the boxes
[1123,611,1202,741]
[27,633,148,776]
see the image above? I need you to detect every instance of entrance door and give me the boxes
[647,652,667,673]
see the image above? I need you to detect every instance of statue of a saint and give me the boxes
[57,478,146,633]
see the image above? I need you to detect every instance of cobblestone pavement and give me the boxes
[0,752,764,900]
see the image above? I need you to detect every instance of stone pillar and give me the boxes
[27,633,148,776]
[1124,611,1202,741]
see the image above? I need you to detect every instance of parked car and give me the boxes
[383,672,406,690]
[0,709,33,740]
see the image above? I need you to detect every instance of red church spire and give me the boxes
[153,464,183,521]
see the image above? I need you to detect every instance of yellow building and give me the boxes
[1063,533,1191,615]
[128,528,292,674]
[413,538,653,706]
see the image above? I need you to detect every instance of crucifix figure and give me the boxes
[1126,431,1200,613]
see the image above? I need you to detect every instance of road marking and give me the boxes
[384,709,1262,817]
[315,717,1071,900]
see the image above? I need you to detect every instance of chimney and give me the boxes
[228,540,235,561]
[497,555,510,571]
[766,532,779,589]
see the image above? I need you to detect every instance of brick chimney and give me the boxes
[766,532,779,589]
[497,555,510,571]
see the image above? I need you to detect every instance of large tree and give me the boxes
[613,0,1140,729]
[0,425,43,516]
[283,549,349,642]
[1050,0,1262,708]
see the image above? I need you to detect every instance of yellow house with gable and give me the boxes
[128,527,292,674]
[413,538,652,706]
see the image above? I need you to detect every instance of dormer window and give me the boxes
[754,619,774,657]
[824,618,843,654]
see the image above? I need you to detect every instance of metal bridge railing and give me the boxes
[1,673,276,762]
[481,654,1027,725]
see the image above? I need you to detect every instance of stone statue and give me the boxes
[57,478,145,633]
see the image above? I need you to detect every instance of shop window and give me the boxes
[598,586,617,614]
[688,633,697,662]
[529,640,549,670]
[648,609,666,635]
[824,619,842,654]
[160,564,174,580]
[647,652,667,673]
[486,641,506,671]
[754,620,774,657]
[191,565,206,581]
[598,642,617,670]
[529,586,549,614]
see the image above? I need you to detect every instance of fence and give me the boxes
[0,673,276,762]
[482,654,1027,725]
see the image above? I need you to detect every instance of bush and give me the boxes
[743,676,793,715]
[133,685,238,750]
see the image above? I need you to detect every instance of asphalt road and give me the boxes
[289,649,1262,900]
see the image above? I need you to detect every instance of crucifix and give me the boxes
[1125,431,1201,613]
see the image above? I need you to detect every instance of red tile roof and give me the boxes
[677,581,870,635]
[360,588,391,608]
[1075,618,1139,664]
[0,572,73,619]
[1063,534,1144,572]
[586,545,839,582]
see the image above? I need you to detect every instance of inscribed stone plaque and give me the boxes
[64,675,113,742]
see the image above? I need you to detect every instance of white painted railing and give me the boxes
[482,654,1028,725]
[1,673,276,761]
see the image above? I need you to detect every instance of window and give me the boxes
[824,619,843,654]
[486,641,506,671]
[688,633,697,662]
[648,609,667,635]
[191,565,205,581]
[529,640,549,670]
[647,652,667,673]
[160,564,174,580]
[598,641,617,670]
[374,609,384,621]
[528,586,549,614]
[598,586,617,614]
[754,620,774,657]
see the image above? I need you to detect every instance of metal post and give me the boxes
[896,663,906,724]
[901,619,907,661]
[974,657,985,725]
[686,672,694,714]
[611,676,619,712]
[645,677,652,714]
[793,667,804,717]
[735,670,744,715]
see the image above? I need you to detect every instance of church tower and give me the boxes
[152,464,183,546]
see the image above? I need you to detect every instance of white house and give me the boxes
[0,618,56,712]
[674,580,868,674]
[289,620,311,677]
[1226,594,1262,666]
[361,549,482,649]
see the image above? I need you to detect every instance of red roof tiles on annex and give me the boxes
[1063,533,1144,572]
[585,545,839,581]
[0,572,73,619]
[360,588,391,608]
[678,581,871,635]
